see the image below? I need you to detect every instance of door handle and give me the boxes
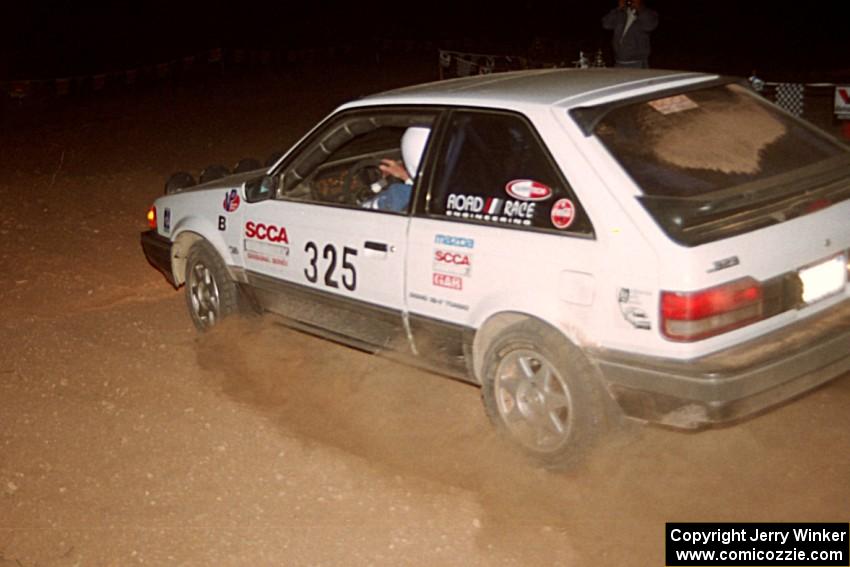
[364,241,389,252]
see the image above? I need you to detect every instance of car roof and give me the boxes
[346,68,721,111]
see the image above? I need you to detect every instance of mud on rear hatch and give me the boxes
[572,81,850,246]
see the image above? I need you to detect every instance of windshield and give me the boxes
[593,84,848,198]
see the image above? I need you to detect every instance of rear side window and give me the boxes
[427,110,592,235]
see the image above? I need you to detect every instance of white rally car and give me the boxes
[142,68,850,466]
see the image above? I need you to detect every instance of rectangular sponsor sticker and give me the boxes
[432,273,463,290]
[649,94,699,115]
[434,234,475,248]
[244,240,290,268]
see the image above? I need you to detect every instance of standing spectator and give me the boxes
[602,0,658,68]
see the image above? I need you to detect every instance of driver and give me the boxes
[362,126,431,212]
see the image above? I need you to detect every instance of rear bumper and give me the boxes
[140,230,176,287]
[591,299,850,428]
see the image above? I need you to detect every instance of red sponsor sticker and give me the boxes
[434,249,472,276]
[550,198,575,230]
[223,189,241,212]
[433,273,463,290]
[244,221,288,243]
[434,250,471,266]
[505,179,553,202]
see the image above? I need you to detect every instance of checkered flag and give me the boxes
[774,83,805,117]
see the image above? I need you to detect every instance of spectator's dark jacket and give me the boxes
[602,7,659,62]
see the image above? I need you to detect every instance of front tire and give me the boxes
[184,240,240,331]
[481,321,606,468]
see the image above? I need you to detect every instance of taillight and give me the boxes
[146,206,157,230]
[660,277,763,342]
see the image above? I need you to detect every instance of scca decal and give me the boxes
[434,250,471,266]
[433,249,472,277]
[245,221,289,243]
[505,179,552,202]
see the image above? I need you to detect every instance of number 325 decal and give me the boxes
[304,241,357,291]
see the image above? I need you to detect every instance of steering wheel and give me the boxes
[342,158,404,206]
[342,158,385,205]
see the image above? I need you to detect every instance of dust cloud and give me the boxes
[196,317,850,564]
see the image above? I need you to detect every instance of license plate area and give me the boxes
[798,253,847,305]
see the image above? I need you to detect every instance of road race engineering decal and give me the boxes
[244,221,290,269]
[504,179,553,202]
[618,288,652,330]
[223,189,240,212]
[445,194,536,226]
[550,198,576,230]
[304,241,357,291]
[432,234,474,291]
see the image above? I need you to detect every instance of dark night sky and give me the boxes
[2,1,849,80]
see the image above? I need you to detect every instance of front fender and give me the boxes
[169,216,233,286]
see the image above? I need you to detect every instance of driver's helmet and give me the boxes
[401,126,431,180]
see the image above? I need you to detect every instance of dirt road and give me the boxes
[2,60,848,566]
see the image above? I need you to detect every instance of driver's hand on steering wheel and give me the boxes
[379,159,411,183]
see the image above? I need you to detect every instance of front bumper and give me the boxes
[140,230,176,287]
[591,299,850,428]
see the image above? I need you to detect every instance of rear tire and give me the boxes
[480,320,606,468]
[184,240,240,331]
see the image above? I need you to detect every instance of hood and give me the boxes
[169,168,267,195]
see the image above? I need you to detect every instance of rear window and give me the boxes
[590,83,850,245]
[594,84,847,197]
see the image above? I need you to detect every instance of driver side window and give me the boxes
[276,110,436,214]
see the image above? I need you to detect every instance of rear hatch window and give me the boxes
[585,83,850,246]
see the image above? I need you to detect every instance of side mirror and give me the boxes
[243,173,278,203]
